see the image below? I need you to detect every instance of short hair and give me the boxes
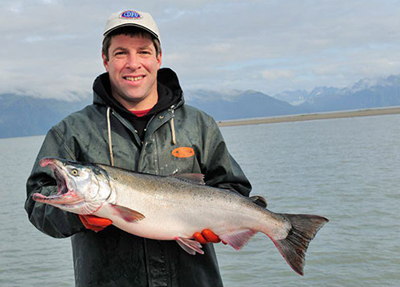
[102,26,161,61]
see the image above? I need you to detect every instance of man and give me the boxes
[25,9,251,287]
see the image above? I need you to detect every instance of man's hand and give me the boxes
[193,229,222,244]
[79,215,112,232]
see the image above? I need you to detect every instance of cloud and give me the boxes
[262,70,294,81]
[1,0,400,99]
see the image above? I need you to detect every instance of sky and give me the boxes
[1,0,400,100]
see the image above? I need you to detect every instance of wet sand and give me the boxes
[217,106,400,127]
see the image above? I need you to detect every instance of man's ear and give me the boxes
[102,52,109,71]
[156,51,162,70]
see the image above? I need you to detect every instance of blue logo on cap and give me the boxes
[121,10,142,19]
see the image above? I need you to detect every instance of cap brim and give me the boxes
[103,23,159,41]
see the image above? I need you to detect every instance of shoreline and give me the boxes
[217,106,400,127]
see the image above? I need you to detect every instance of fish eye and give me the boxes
[71,169,79,176]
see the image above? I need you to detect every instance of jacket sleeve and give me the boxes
[24,125,85,238]
[200,116,252,197]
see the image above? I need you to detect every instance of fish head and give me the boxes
[32,157,112,215]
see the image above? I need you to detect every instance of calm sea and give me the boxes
[1,114,399,287]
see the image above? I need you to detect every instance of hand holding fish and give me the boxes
[193,229,221,244]
[79,215,112,232]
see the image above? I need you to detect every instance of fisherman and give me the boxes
[25,9,252,287]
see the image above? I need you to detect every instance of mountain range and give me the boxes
[273,75,400,112]
[1,75,399,138]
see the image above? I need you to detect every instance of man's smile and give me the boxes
[124,76,144,82]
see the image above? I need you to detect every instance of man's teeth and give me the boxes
[125,76,143,82]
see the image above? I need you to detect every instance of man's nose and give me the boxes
[126,53,141,69]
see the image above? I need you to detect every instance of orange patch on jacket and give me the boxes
[172,147,195,158]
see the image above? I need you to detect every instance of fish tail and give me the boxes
[273,214,328,276]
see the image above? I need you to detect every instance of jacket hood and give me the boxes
[93,67,184,162]
[92,67,184,116]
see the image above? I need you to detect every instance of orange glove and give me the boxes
[193,229,224,244]
[79,215,112,232]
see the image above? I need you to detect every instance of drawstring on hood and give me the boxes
[107,107,115,166]
[169,106,177,145]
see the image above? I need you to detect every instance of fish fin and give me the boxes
[171,173,205,185]
[175,237,204,255]
[110,204,145,223]
[273,214,329,276]
[219,229,258,250]
[250,195,268,208]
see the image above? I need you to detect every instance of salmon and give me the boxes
[33,157,328,275]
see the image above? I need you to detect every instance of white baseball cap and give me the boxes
[103,10,160,42]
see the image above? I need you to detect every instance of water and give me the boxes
[0,136,74,287]
[1,114,399,286]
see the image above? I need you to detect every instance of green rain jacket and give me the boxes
[25,68,252,287]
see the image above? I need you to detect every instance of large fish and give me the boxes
[32,157,328,275]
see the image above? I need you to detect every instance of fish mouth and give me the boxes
[33,157,83,205]
[40,158,69,195]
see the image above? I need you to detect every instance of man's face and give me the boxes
[102,34,162,111]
